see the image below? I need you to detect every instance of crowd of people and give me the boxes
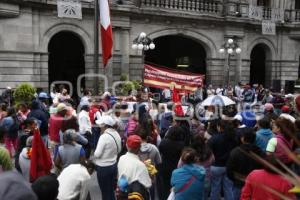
[0,82,300,200]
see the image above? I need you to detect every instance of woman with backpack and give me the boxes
[0,107,20,157]
[171,148,206,200]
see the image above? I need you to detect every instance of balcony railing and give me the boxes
[140,0,221,14]
[262,7,272,20]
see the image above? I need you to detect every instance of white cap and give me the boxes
[233,114,243,122]
[102,91,111,98]
[95,115,115,127]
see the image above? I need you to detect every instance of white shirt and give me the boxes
[118,152,152,188]
[216,88,223,95]
[78,110,92,134]
[94,128,122,166]
[57,164,91,200]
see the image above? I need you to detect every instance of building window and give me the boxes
[257,0,270,7]
[296,0,300,9]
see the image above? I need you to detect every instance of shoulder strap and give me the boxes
[176,176,196,194]
[107,132,119,154]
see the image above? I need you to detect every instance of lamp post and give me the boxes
[131,32,155,51]
[132,32,155,83]
[219,38,241,87]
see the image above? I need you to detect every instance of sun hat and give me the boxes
[95,115,115,127]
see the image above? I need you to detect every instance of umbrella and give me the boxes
[201,95,236,106]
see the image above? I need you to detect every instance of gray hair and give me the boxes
[63,129,77,144]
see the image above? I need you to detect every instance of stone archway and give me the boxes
[144,35,207,75]
[144,28,215,83]
[148,28,215,58]
[250,43,272,86]
[48,31,85,97]
[41,23,93,54]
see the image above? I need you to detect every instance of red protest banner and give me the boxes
[143,64,205,92]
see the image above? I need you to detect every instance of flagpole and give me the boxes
[94,0,99,95]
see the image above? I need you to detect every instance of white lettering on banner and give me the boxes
[57,0,82,19]
[262,20,276,35]
[249,5,263,20]
[271,8,284,22]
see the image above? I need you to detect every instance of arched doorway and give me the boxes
[144,35,207,75]
[250,44,267,85]
[48,31,85,96]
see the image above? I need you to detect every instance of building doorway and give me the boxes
[144,35,207,75]
[48,31,85,97]
[250,44,267,85]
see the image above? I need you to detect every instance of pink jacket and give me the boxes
[126,117,138,137]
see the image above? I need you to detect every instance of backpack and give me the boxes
[117,180,150,200]
[274,134,293,164]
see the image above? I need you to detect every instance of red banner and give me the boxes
[143,64,205,92]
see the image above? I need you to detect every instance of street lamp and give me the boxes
[219,37,241,87]
[132,32,155,51]
[132,32,155,83]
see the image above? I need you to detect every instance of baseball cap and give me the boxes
[56,103,67,113]
[126,135,142,149]
[281,105,290,113]
[38,92,49,99]
[264,103,274,111]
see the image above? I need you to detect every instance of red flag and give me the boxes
[99,0,113,67]
[30,129,52,182]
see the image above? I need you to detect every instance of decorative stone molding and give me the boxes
[246,37,277,59]
[40,23,93,54]
[147,28,217,58]
[0,2,20,18]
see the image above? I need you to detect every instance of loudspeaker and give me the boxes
[272,80,281,92]
[285,80,295,94]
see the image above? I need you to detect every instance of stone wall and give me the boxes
[0,0,300,93]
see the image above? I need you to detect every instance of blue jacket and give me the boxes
[256,128,274,151]
[171,164,205,200]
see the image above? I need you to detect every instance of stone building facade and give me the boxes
[1,0,300,94]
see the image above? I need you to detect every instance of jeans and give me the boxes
[203,178,211,200]
[91,127,101,150]
[41,135,48,148]
[210,166,233,200]
[96,163,117,200]
[232,185,242,200]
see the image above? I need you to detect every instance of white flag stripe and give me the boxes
[99,0,111,30]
